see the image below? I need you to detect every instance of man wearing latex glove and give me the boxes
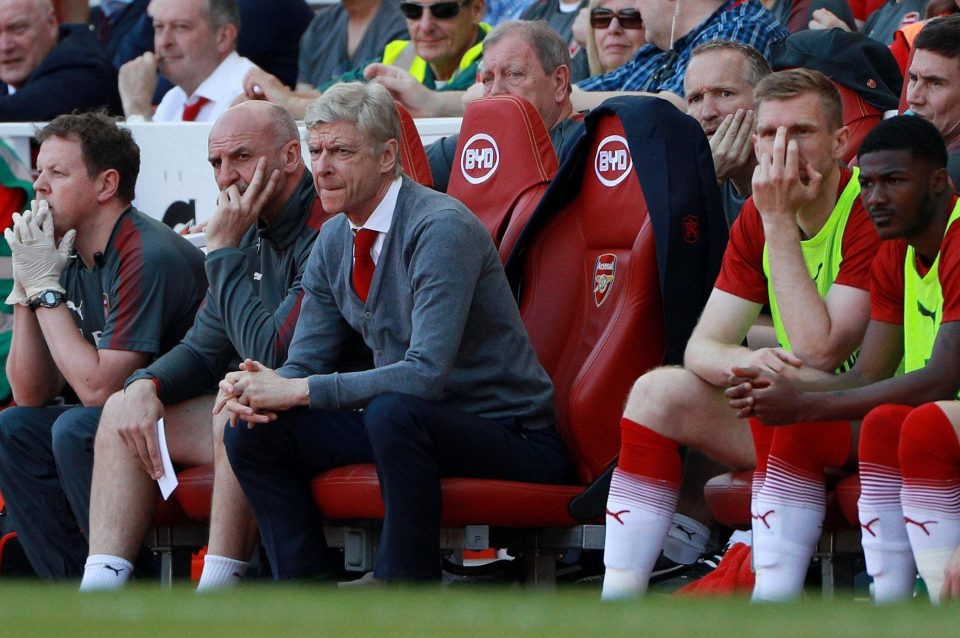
[79,101,355,593]
[0,111,206,580]
[5,200,76,302]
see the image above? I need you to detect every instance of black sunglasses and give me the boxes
[589,7,643,29]
[399,0,471,20]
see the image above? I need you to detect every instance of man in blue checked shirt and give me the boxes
[573,0,787,110]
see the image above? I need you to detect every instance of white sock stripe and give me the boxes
[901,483,960,516]
[759,478,825,507]
[858,466,904,506]
[860,462,902,478]
[902,477,960,490]
[609,470,679,507]
[766,456,824,483]
[751,470,766,499]
[608,484,678,515]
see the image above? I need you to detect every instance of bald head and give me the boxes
[208,100,305,222]
[215,100,300,148]
[0,0,59,89]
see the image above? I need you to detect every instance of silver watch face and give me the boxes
[37,290,63,307]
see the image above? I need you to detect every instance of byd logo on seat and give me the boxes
[460,133,500,184]
[594,135,632,187]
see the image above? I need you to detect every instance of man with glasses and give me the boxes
[425,19,585,191]
[240,0,408,120]
[573,0,787,110]
[245,0,489,119]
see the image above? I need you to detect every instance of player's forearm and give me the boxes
[802,367,960,421]
[35,306,130,405]
[684,337,753,387]
[7,306,63,405]
[763,221,845,370]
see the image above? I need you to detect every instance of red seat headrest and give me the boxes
[836,82,883,163]
[394,100,433,188]
[447,95,558,249]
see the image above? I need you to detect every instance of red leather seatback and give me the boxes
[838,83,883,164]
[394,101,433,188]
[447,95,558,255]
[519,116,665,484]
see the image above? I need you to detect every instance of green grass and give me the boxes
[1,583,959,637]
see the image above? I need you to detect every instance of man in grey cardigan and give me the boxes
[217,82,572,583]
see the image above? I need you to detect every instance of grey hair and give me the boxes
[305,82,402,178]
[690,40,771,87]
[204,0,241,30]
[483,20,571,77]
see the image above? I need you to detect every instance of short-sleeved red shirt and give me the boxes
[870,196,960,325]
[714,168,879,304]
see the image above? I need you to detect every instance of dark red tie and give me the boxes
[181,96,211,121]
[352,229,377,302]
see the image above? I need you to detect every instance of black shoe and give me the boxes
[648,554,695,584]
[649,550,724,592]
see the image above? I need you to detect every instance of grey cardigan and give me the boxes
[277,176,556,430]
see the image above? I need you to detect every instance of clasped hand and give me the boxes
[213,359,305,427]
[4,200,76,304]
[723,347,805,423]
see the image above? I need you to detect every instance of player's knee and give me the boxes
[860,404,912,466]
[623,368,687,433]
[92,396,127,447]
[899,403,960,473]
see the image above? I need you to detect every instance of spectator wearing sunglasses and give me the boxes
[241,0,409,120]
[249,0,490,119]
[425,19,585,191]
[583,0,646,76]
[573,0,787,111]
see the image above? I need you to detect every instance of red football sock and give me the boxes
[857,404,916,603]
[618,417,682,482]
[602,418,682,600]
[752,420,851,601]
[899,403,960,603]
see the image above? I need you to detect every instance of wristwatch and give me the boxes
[29,290,66,309]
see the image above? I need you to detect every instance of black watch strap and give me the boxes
[29,290,66,309]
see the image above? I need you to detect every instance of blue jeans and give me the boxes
[224,393,573,581]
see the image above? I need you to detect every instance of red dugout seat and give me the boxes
[176,97,726,582]
[306,97,725,579]
[838,84,884,164]
[446,95,558,259]
[394,101,433,188]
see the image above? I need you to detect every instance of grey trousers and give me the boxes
[0,405,100,579]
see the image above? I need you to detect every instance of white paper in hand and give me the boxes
[156,418,179,500]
